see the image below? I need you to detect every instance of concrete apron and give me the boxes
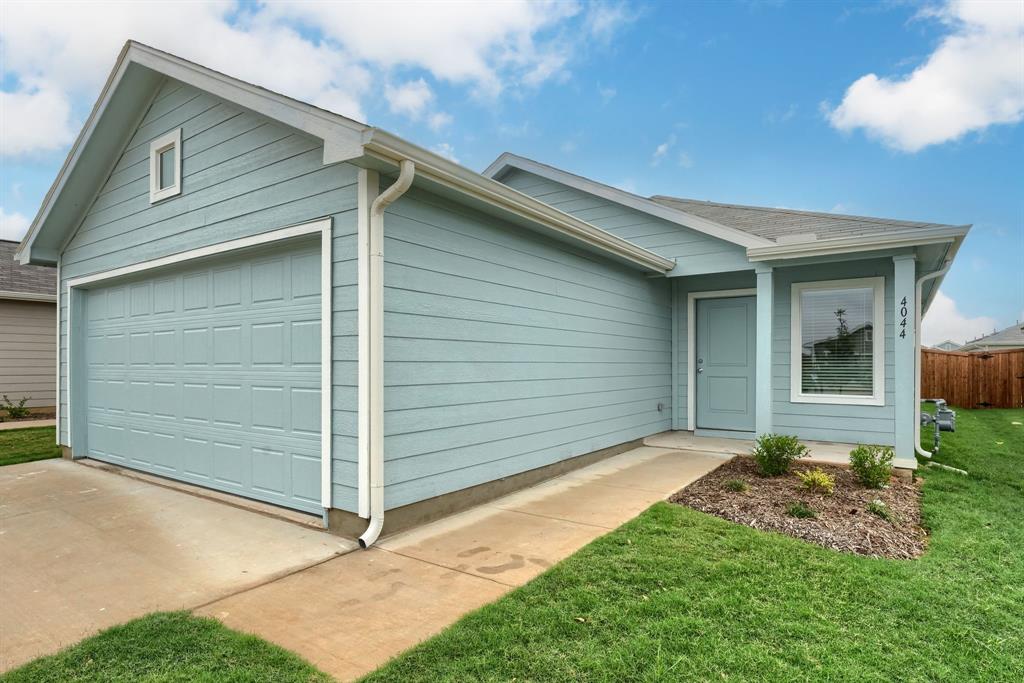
[196,445,730,681]
[0,459,355,672]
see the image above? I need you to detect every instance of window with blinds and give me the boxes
[791,277,884,406]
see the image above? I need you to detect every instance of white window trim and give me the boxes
[149,128,182,203]
[790,276,885,407]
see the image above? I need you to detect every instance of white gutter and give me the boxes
[746,225,969,262]
[915,262,952,459]
[358,159,415,549]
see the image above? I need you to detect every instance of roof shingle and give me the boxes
[1,240,56,296]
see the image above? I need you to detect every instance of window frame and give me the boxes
[790,276,885,406]
[149,128,182,203]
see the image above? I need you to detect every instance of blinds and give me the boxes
[800,286,874,396]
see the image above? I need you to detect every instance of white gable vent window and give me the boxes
[791,277,884,406]
[149,129,182,203]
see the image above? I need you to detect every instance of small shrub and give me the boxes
[849,444,894,489]
[724,479,749,493]
[786,501,817,519]
[796,467,835,495]
[751,434,809,476]
[867,499,894,523]
[1,395,30,420]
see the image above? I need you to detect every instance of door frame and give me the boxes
[686,288,756,431]
[64,217,334,510]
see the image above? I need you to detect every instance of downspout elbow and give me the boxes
[358,159,415,549]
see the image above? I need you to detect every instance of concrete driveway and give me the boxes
[0,459,354,672]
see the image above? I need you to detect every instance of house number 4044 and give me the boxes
[898,296,909,339]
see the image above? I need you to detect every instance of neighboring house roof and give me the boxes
[932,340,962,351]
[16,41,673,274]
[0,240,56,302]
[959,323,1024,351]
[650,196,966,244]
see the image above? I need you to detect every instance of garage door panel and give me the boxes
[81,239,322,513]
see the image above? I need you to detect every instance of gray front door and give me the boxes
[79,239,323,513]
[696,296,756,432]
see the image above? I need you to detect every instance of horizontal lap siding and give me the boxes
[771,259,896,445]
[499,169,749,274]
[382,188,672,509]
[0,300,57,407]
[58,78,359,511]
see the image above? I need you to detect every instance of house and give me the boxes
[959,323,1024,352]
[932,340,962,351]
[15,42,969,545]
[0,240,57,412]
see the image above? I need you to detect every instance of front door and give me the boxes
[696,296,756,432]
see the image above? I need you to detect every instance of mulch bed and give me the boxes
[669,457,926,559]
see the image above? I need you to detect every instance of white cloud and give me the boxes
[0,208,31,241]
[825,0,1024,152]
[651,133,676,165]
[677,151,694,169]
[922,290,998,346]
[1,0,624,156]
[385,79,434,119]
[427,112,454,132]
[598,85,617,104]
[431,142,459,162]
[0,86,76,156]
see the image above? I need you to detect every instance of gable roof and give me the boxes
[482,153,773,249]
[651,196,968,244]
[960,323,1024,351]
[16,42,673,274]
[0,240,56,301]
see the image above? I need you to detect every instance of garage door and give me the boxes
[81,239,322,513]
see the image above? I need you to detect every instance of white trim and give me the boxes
[789,276,885,407]
[65,221,327,288]
[747,226,969,262]
[686,288,757,430]
[356,169,379,518]
[482,152,773,249]
[320,220,333,509]
[65,219,333,509]
[0,290,56,303]
[149,128,182,203]
[55,259,61,445]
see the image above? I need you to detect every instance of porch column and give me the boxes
[893,254,917,467]
[755,265,773,436]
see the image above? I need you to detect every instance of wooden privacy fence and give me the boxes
[921,348,1024,409]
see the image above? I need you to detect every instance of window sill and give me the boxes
[790,393,885,407]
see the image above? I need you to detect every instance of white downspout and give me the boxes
[358,159,415,549]
[915,261,951,459]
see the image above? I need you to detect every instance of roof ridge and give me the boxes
[651,195,961,230]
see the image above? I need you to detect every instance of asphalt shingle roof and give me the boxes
[650,196,963,243]
[960,322,1024,351]
[0,240,56,296]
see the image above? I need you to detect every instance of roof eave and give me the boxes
[482,153,774,250]
[746,225,971,262]
[364,134,675,273]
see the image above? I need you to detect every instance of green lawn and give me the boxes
[3,410,1021,682]
[0,612,329,683]
[0,426,61,466]
[362,408,1024,682]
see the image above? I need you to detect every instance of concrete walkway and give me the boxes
[0,418,56,431]
[0,460,354,672]
[197,446,729,681]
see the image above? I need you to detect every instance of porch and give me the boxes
[645,431,867,468]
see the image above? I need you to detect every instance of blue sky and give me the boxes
[1,0,1021,344]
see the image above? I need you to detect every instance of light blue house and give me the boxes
[16,43,969,545]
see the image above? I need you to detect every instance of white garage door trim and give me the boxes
[65,217,334,511]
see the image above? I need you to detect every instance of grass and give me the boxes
[362,408,1024,682]
[0,426,61,466]
[0,612,330,683]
